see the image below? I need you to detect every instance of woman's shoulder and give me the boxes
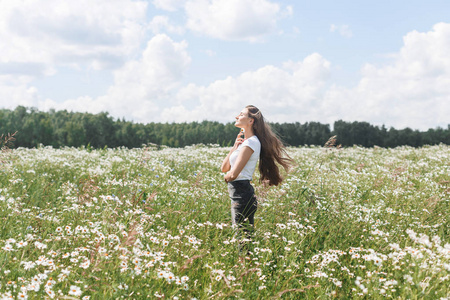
[243,135,261,150]
[248,135,260,144]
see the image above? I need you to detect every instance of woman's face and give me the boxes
[235,108,253,128]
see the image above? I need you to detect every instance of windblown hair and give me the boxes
[246,105,293,186]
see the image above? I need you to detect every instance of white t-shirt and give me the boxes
[229,135,261,181]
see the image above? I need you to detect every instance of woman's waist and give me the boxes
[228,179,252,187]
[227,179,254,196]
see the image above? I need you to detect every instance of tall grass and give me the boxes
[0,144,448,299]
[0,132,17,166]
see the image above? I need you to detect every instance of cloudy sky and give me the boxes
[1,0,449,130]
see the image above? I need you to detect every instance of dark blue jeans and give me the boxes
[227,180,258,240]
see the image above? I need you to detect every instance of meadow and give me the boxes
[0,143,449,299]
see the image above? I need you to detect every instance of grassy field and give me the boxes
[0,144,449,299]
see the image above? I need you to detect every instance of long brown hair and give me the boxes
[246,105,293,186]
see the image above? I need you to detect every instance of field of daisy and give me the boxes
[0,143,449,299]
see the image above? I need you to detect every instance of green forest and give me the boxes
[1,106,449,148]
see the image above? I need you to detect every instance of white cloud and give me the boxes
[161,23,450,130]
[0,75,40,109]
[152,0,185,11]
[323,22,450,129]
[149,16,185,35]
[113,34,191,94]
[161,53,331,122]
[0,0,148,75]
[185,0,288,41]
[330,24,353,38]
[43,34,191,122]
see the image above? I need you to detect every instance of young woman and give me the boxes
[221,105,293,246]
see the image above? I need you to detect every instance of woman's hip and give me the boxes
[227,180,255,202]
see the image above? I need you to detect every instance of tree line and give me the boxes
[0,106,449,148]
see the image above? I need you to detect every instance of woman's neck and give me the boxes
[244,127,255,139]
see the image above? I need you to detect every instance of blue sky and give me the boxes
[1,0,449,130]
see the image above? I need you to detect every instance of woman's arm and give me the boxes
[224,146,254,182]
[221,133,244,173]
[221,151,233,173]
